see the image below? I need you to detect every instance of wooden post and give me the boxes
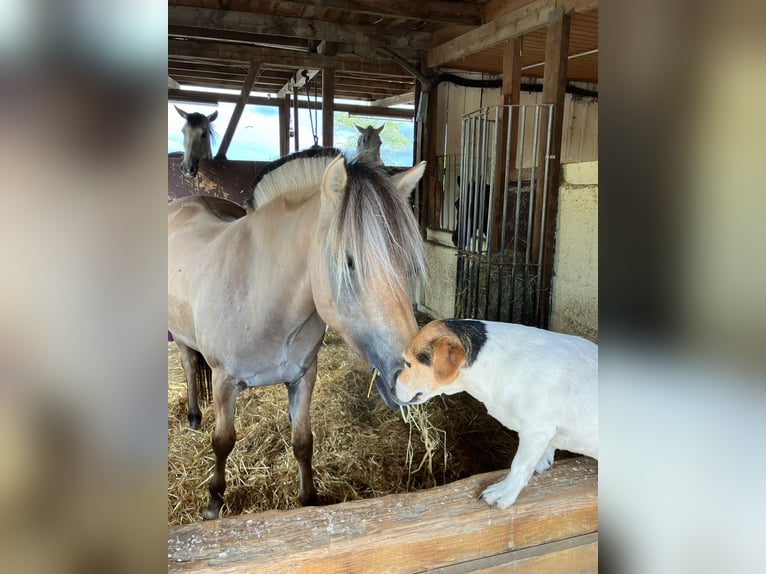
[491,38,522,253]
[422,80,440,235]
[533,8,570,327]
[293,85,300,152]
[321,43,337,148]
[279,93,290,156]
[214,62,260,159]
[322,70,335,147]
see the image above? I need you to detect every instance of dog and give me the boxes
[394,319,598,509]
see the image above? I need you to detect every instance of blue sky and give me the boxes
[169,101,415,165]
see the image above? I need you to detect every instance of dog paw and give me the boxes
[480,482,519,509]
[535,448,555,473]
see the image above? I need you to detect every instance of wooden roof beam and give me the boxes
[168,25,308,50]
[426,0,597,68]
[168,89,415,119]
[169,40,407,78]
[169,6,432,52]
[279,0,483,26]
[277,69,320,99]
[215,63,261,159]
[370,92,416,107]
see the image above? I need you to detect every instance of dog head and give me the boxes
[395,320,471,404]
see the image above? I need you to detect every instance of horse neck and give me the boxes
[204,133,213,159]
[244,187,321,259]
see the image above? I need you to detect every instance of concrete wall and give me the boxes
[417,229,458,320]
[550,161,598,342]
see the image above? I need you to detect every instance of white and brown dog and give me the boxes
[395,319,597,509]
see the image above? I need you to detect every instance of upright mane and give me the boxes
[327,157,427,296]
[247,147,341,210]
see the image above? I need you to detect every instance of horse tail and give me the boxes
[194,350,213,405]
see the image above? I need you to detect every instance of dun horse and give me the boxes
[168,148,427,519]
[355,123,385,165]
[175,105,218,177]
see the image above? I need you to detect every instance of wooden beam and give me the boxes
[279,94,291,157]
[168,457,597,573]
[168,89,415,119]
[169,39,407,78]
[371,92,415,107]
[277,68,320,99]
[276,0,483,26]
[168,25,308,50]
[321,42,337,148]
[293,85,300,152]
[322,70,335,147]
[491,38,523,253]
[381,48,430,87]
[215,63,261,159]
[169,6,432,51]
[425,0,597,68]
[536,8,571,328]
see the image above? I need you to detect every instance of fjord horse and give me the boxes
[168,148,427,519]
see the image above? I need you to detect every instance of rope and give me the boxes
[305,73,319,146]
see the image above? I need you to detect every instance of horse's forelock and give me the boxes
[327,158,426,296]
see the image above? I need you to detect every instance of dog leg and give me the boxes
[480,430,553,509]
[534,446,555,473]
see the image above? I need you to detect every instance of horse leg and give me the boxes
[286,360,318,506]
[174,340,202,429]
[204,372,238,520]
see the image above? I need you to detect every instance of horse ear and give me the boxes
[208,110,218,122]
[321,155,348,204]
[432,335,466,385]
[355,124,364,134]
[175,105,188,119]
[376,124,385,133]
[391,161,426,199]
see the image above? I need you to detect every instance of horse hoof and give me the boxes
[203,505,221,520]
[188,412,202,430]
[299,490,318,507]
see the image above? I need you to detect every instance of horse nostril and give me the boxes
[413,392,423,402]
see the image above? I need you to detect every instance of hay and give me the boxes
[168,319,519,526]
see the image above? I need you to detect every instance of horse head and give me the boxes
[355,124,385,165]
[175,105,218,177]
[310,155,426,409]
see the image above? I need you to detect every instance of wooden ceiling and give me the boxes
[168,0,598,106]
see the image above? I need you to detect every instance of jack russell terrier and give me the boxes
[395,319,597,509]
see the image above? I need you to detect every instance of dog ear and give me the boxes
[432,335,466,385]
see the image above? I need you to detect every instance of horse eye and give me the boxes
[201,130,207,137]
[404,360,411,369]
[346,256,355,270]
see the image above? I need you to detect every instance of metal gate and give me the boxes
[454,104,554,326]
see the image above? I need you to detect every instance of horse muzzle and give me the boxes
[371,366,405,410]
[180,161,198,177]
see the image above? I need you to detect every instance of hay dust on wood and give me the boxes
[168,321,519,526]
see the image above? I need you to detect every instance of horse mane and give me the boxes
[247,147,342,210]
[327,158,427,296]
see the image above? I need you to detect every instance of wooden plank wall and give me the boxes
[168,155,267,205]
[168,457,597,573]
